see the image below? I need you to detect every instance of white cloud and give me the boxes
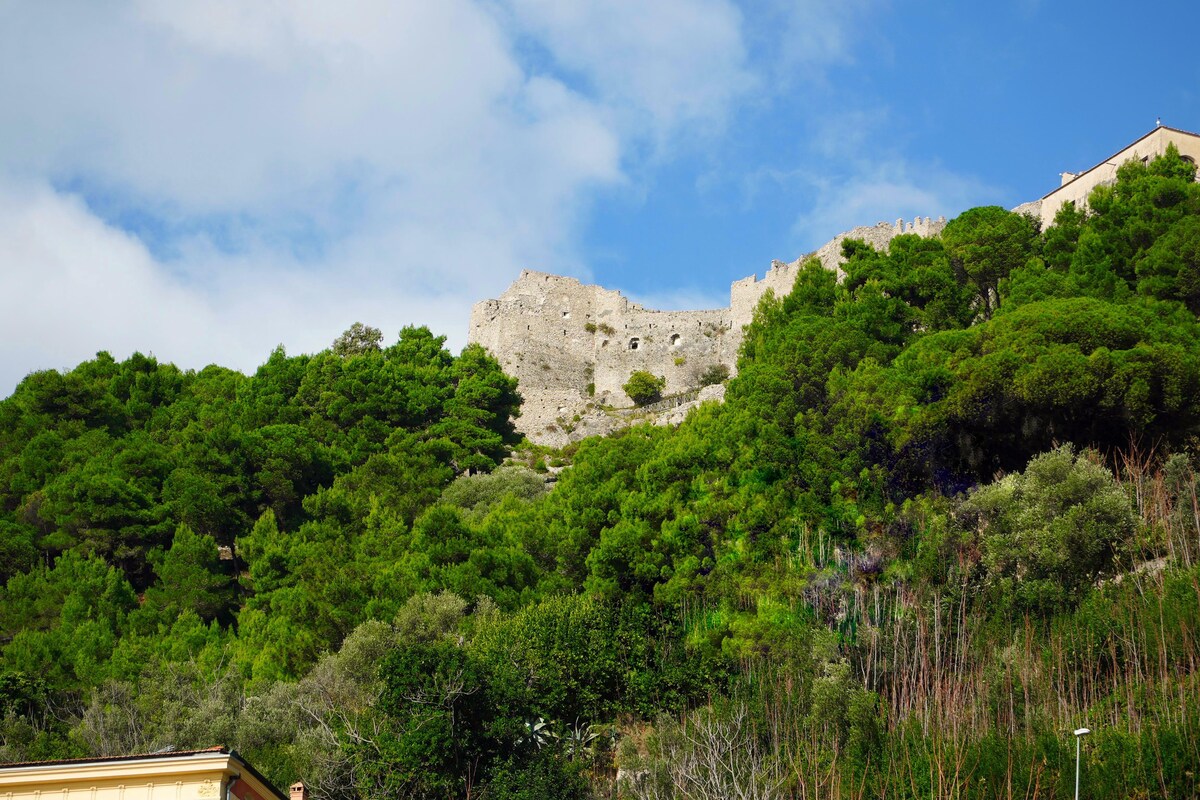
[503,0,754,145]
[739,0,879,92]
[0,0,906,395]
[0,181,216,387]
[0,1,550,212]
[0,180,480,395]
[0,1,634,393]
[770,1,869,69]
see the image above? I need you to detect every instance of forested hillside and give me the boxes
[2,149,1200,799]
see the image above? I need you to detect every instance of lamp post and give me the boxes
[1073,727,1090,800]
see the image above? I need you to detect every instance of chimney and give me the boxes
[289,783,307,800]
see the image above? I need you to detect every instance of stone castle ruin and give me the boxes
[469,124,1200,446]
[469,216,946,446]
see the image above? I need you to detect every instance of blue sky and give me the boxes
[0,0,1197,394]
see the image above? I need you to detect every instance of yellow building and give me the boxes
[0,748,295,800]
[1034,124,1200,228]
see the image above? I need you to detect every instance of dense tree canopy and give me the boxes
[2,147,1200,799]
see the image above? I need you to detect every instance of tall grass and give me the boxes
[629,453,1200,799]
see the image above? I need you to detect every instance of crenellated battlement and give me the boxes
[897,215,947,235]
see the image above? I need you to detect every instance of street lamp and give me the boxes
[1073,727,1091,800]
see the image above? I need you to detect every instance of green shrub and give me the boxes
[966,445,1137,615]
[485,750,592,800]
[439,466,547,518]
[623,371,666,406]
[698,363,729,386]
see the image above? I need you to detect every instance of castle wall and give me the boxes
[730,260,797,324]
[728,217,946,327]
[470,217,945,445]
[469,270,739,439]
